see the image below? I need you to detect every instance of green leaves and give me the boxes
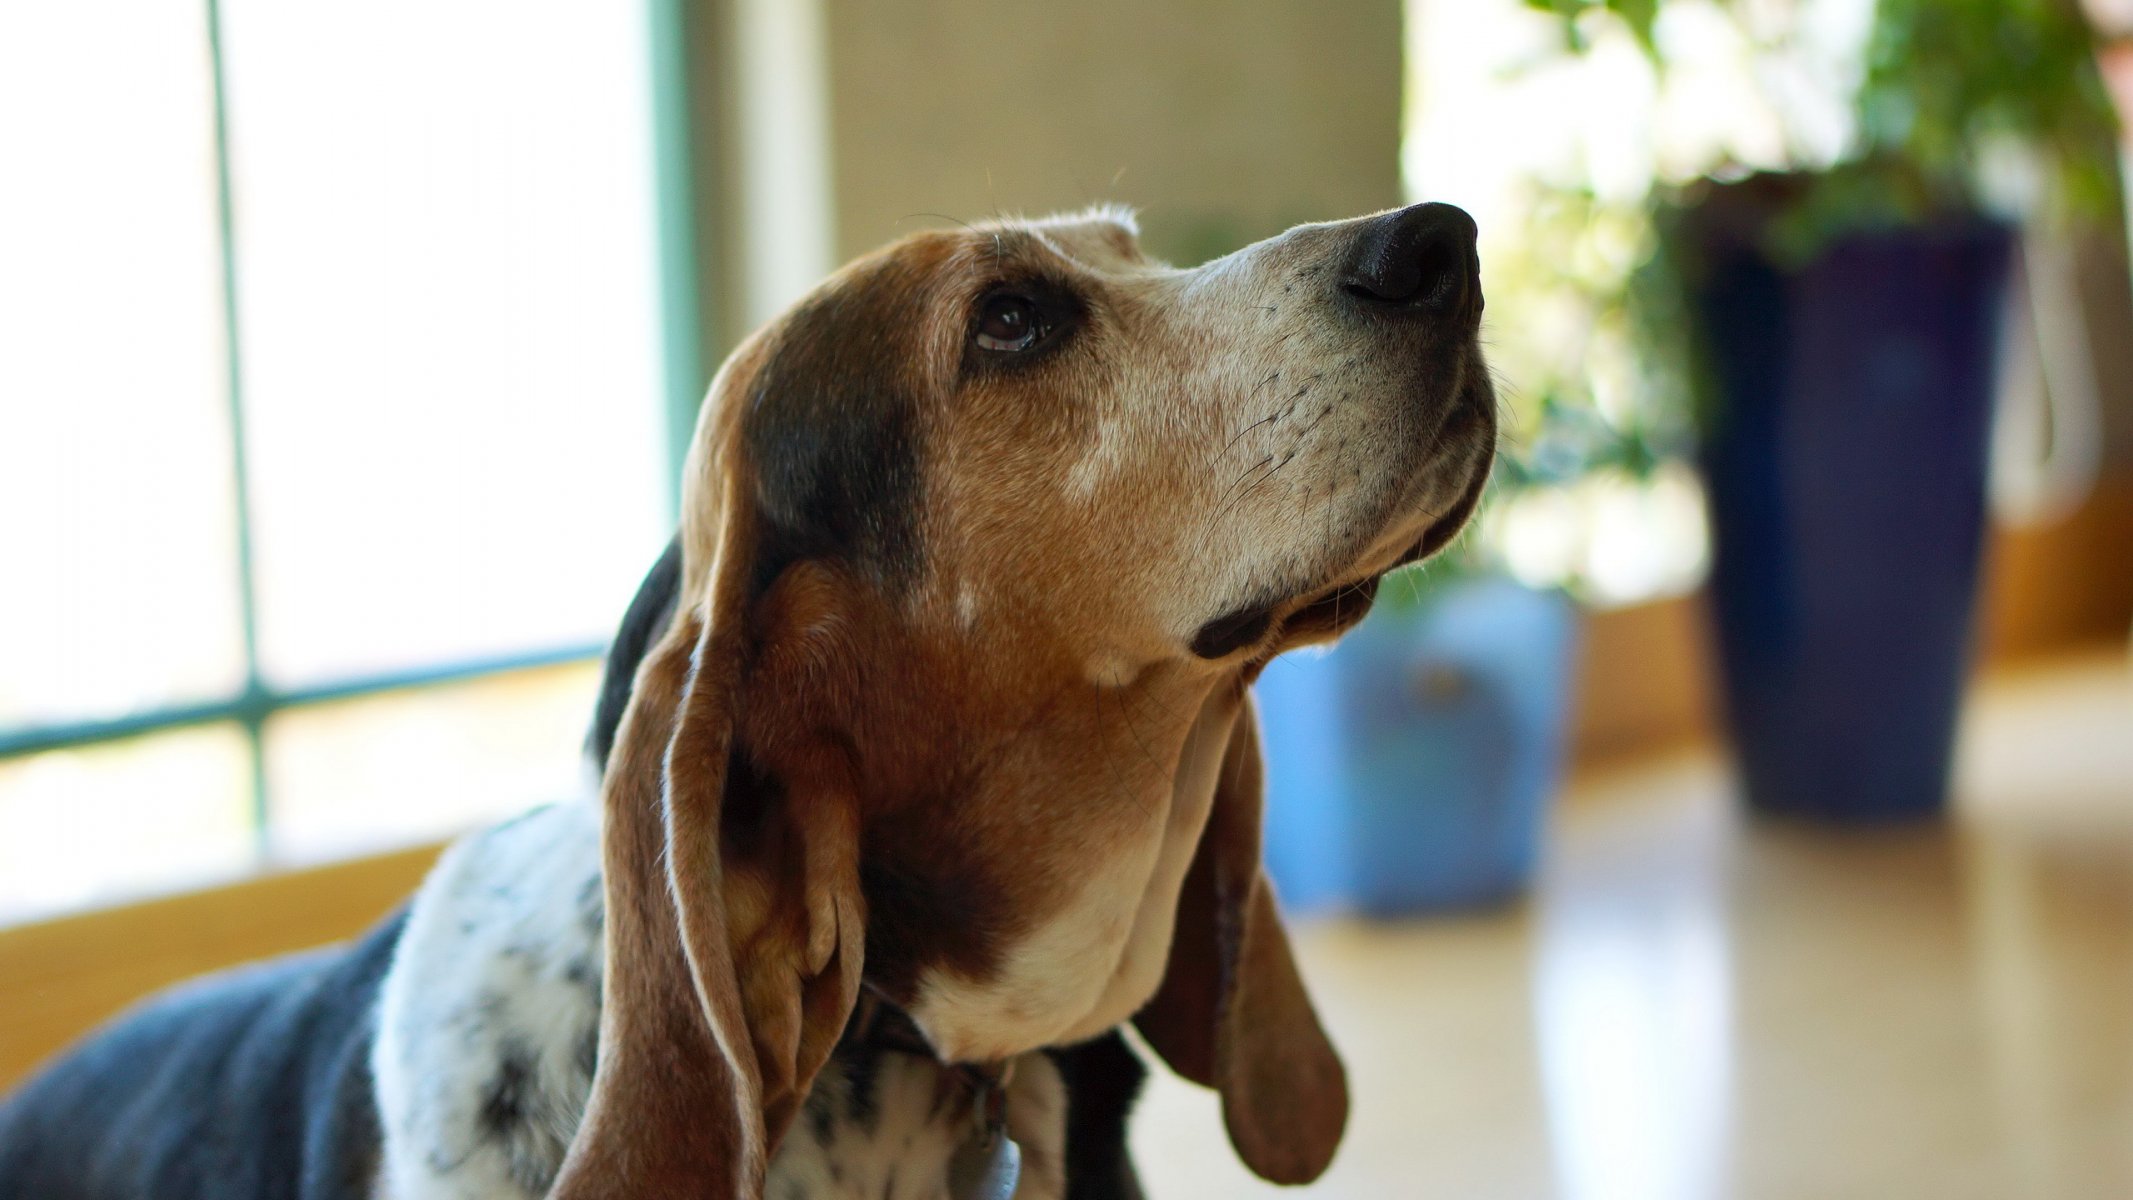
[1530,0,2122,224]
[1521,0,1660,57]
[1860,0,2120,225]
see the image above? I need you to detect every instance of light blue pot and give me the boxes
[1256,576,1579,915]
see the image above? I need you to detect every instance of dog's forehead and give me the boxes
[969,208,1151,276]
[751,211,1151,349]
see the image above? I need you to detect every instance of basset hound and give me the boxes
[0,202,1494,1200]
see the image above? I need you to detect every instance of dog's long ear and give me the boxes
[1133,699,1349,1185]
[551,467,866,1200]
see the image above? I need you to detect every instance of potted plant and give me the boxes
[1537,0,2122,821]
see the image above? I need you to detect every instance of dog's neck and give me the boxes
[723,558,1239,1062]
[848,648,1239,1060]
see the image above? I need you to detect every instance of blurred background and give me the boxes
[2,1,2129,1196]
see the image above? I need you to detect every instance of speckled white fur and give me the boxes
[373,801,605,1199]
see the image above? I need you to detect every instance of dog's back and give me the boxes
[0,912,403,1200]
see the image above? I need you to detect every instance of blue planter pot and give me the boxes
[1257,577,1579,915]
[1685,188,2012,822]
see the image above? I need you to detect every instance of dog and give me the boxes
[0,202,1494,1199]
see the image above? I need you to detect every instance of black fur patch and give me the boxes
[586,535,681,770]
[1277,575,1381,647]
[841,1044,883,1133]
[1049,1033,1151,1200]
[807,1093,838,1147]
[1191,602,1276,659]
[476,1041,535,1141]
[478,1038,564,1194]
[743,278,926,594]
[857,820,1016,1003]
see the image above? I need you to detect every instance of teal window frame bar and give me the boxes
[0,0,711,853]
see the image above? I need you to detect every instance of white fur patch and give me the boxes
[373,801,605,1200]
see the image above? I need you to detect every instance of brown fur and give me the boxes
[550,207,1495,1198]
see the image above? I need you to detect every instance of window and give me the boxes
[0,0,697,922]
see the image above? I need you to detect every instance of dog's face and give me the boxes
[744,205,1493,674]
[554,206,1493,1198]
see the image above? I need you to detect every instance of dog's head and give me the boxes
[552,205,1494,1197]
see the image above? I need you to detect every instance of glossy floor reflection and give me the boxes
[1131,653,2133,1199]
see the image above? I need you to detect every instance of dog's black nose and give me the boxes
[1341,202,1480,320]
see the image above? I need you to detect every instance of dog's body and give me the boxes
[0,810,1114,1200]
[0,205,1494,1200]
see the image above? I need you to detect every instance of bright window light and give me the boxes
[220,0,670,686]
[0,727,256,921]
[0,0,673,919]
[0,3,245,728]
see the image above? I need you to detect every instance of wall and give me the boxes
[822,0,1405,265]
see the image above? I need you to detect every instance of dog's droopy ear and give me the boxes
[550,473,866,1200]
[1133,700,1350,1185]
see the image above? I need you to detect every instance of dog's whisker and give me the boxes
[1207,454,1276,515]
[899,211,977,233]
[1201,455,1283,537]
[1208,410,1282,468]
[1227,451,1300,522]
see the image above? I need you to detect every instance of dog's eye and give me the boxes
[975,294,1045,352]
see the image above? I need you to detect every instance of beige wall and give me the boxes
[821,0,1405,265]
[2073,223,2133,474]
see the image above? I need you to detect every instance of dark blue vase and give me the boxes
[1257,576,1578,914]
[1688,199,2013,822]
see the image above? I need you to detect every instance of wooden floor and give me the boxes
[1133,652,2133,1199]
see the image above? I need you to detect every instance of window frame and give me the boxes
[0,0,715,857]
